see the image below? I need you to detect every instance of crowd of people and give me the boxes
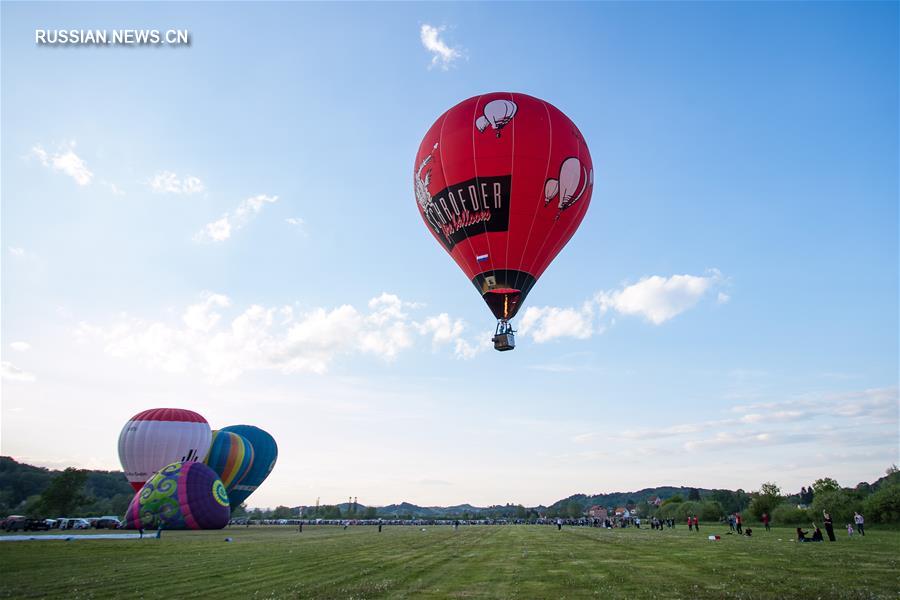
[795,511,865,542]
[231,509,870,544]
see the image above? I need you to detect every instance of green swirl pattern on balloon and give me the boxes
[136,463,185,528]
[213,480,229,507]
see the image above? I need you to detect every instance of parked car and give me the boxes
[24,519,50,531]
[3,515,26,532]
[59,518,90,530]
[95,517,121,529]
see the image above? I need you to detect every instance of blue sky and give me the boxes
[2,2,897,508]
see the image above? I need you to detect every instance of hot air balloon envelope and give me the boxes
[124,461,230,530]
[414,92,593,332]
[118,408,213,492]
[220,425,278,508]
[204,430,255,495]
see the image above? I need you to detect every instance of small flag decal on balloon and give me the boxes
[476,253,489,263]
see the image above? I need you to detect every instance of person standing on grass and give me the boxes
[823,511,836,542]
[735,513,742,535]
[557,518,563,531]
[693,515,699,531]
[687,516,693,531]
[762,513,770,532]
[854,512,865,536]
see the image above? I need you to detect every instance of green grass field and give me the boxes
[1,525,898,599]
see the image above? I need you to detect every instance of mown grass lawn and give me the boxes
[1,525,897,598]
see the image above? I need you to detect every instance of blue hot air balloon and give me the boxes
[220,425,277,508]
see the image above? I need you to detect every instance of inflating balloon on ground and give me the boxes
[118,408,213,492]
[204,430,255,495]
[219,424,278,509]
[117,409,277,529]
[124,461,231,530]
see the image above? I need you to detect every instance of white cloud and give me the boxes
[10,342,31,352]
[594,386,898,458]
[76,292,485,382]
[598,270,723,325]
[147,171,205,195]
[519,270,725,343]
[31,142,93,186]
[414,312,490,359]
[100,180,125,195]
[519,302,595,343]
[739,410,804,424]
[417,313,465,346]
[194,194,278,243]
[197,216,232,242]
[9,247,25,257]
[732,387,897,424]
[684,431,773,452]
[1,361,36,383]
[717,292,731,304]
[453,337,492,359]
[286,217,307,236]
[183,293,231,332]
[420,24,462,70]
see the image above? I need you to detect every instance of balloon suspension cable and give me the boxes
[492,319,516,351]
[495,319,514,336]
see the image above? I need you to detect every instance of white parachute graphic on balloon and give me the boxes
[544,157,592,218]
[475,99,518,137]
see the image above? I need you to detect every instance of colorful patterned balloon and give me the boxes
[220,425,277,508]
[204,430,255,495]
[124,461,230,530]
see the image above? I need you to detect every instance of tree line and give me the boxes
[2,456,897,524]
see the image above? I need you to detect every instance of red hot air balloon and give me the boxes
[414,92,594,351]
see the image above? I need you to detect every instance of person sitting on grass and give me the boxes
[796,527,809,542]
[810,524,824,542]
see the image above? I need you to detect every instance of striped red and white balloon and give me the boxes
[118,408,213,492]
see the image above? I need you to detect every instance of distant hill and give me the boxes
[548,487,715,512]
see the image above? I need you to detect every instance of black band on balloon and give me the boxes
[471,270,537,320]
